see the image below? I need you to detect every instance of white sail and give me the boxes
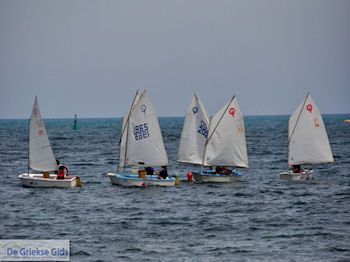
[176,93,210,164]
[124,91,168,167]
[118,91,140,168]
[288,93,334,166]
[203,96,249,168]
[29,97,57,171]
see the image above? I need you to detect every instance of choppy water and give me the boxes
[0,115,349,261]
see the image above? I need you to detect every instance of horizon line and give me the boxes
[0,113,349,121]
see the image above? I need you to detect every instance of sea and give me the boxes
[0,115,349,261]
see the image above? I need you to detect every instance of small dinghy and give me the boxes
[192,170,242,183]
[19,173,81,188]
[108,173,175,187]
[19,97,82,188]
[108,90,176,187]
[280,93,334,181]
[177,94,248,183]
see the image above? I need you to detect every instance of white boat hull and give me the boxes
[192,171,242,183]
[108,173,175,187]
[279,169,313,181]
[19,173,81,188]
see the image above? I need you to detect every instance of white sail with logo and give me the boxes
[203,96,248,168]
[29,97,57,171]
[288,93,334,166]
[118,91,140,169]
[123,90,168,167]
[176,93,210,164]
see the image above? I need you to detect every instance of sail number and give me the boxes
[198,120,208,138]
[134,123,149,140]
[314,117,320,128]
[37,121,44,136]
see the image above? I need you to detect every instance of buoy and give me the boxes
[73,114,78,130]
[175,175,179,185]
[344,119,350,123]
[187,172,193,181]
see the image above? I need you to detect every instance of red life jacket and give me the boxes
[58,168,65,178]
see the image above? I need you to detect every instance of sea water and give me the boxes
[0,115,349,261]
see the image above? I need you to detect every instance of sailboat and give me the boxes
[108,90,176,186]
[280,93,334,181]
[19,97,82,187]
[177,94,249,183]
[176,93,210,166]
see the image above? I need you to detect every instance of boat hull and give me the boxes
[192,171,242,183]
[19,173,81,188]
[108,173,175,187]
[279,170,313,181]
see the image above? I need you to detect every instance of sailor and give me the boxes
[157,166,168,179]
[216,166,232,175]
[56,160,69,179]
[292,165,303,173]
[215,166,223,174]
[145,167,154,176]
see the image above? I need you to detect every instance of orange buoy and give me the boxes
[187,172,193,181]
[344,119,350,123]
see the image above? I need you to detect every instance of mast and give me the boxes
[123,113,130,175]
[119,90,139,146]
[287,93,309,167]
[27,118,30,176]
[196,93,206,173]
[117,90,139,173]
[201,115,211,172]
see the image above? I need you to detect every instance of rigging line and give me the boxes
[202,95,235,167]
[288,93,309,145]
[205,95,235,146]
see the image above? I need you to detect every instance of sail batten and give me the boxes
[288,94,334,166]
[29,97,57,171]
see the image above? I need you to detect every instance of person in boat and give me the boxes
[157,166,168,179]
[216,166,232,175]
[145,167,154,176]
[56,160,69,179]
[292,165,304,173]
[215,166,222,174]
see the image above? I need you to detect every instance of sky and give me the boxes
[0,0,349,119]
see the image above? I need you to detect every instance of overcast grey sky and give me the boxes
[0,0,349,119]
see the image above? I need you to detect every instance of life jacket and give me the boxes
[58,166,65,178]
